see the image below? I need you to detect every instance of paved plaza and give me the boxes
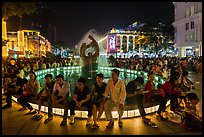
[2,71,202,135]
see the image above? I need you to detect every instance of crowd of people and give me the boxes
[2,56,202,130]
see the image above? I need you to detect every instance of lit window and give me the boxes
[190,5,195,16]
[186,8,190,17]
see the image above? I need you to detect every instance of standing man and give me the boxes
[103,69,126,128]
[52,74,70,126]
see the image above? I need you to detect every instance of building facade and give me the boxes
[99,25,170,58]
[2,26,54,58]
[172,2,202,57]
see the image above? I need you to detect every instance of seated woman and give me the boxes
[17,71,40,115]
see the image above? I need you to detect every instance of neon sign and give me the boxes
[110,35,116,50]
[107,34,117,53]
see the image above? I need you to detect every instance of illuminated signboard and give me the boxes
[107,34,117,53]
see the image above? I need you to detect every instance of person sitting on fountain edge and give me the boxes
[126,76,153,123]
[103,69,126,128]
[91,73,107,129]
[52,74,70,126]
[69,77,93,126]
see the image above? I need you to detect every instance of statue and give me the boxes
[79,35,99,79]
[79,35,99,66]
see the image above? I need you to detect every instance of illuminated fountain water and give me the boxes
[75,29,109,85]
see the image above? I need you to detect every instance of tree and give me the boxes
[2,2,17,21]
[135,34,149,55]
[2,2,37,30]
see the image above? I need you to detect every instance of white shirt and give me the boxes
[53,81,70,97]
[103,78,126,104]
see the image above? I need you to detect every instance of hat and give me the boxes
[111,69,120,75]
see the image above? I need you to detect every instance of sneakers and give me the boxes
[70,115,75,124]
[60,120,67,126]
[35,114,43,121]
[92,123,100,129]
[106,120,114,128]
[31,114,39,120]
[86,116,93,126]
[25,110,37,115]
[44,117,53,123]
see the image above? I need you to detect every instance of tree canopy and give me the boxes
[2,2,36,21]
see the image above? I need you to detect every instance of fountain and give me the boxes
[16,30,169,119]
[79,35,99,80]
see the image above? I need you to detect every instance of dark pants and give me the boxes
[54,95,70,120]
[6,88,23,106]
[165,94,180,111]
[17,94,35,110]
[150,95,167,114]
[38,95,53,118]
[126,94,146,117]
[69,99,92,117]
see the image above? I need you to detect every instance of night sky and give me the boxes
[6,2,175,48]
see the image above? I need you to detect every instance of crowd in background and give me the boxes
[2,56,202,81]
[2,55,202,130]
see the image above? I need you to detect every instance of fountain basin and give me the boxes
[12,66,168,118]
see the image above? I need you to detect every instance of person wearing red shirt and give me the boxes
[144,73,167,120]
[162,71,183,112]
[144,73,155,103]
